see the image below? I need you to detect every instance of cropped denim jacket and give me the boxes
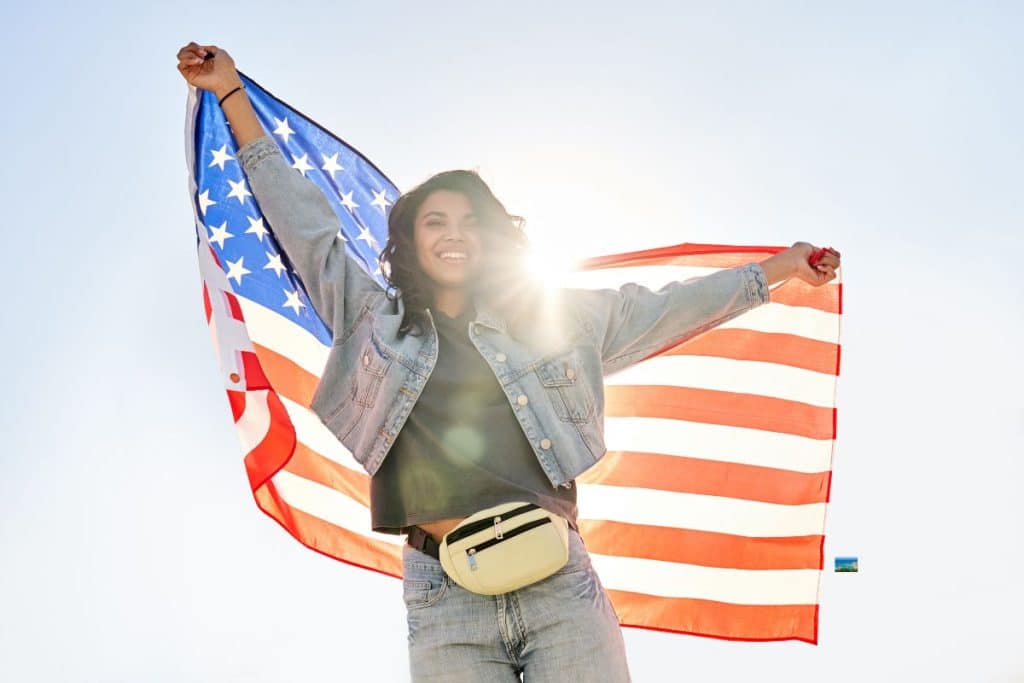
[237,134,770,490]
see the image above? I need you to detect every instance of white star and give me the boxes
[283,288,306,315]
[225,256,252,286]
[208,221,233,249]
[339,189,359,212]
[264,251,286,277]
[321,152,344,179]
[356,225,378,249]
[273,117,295,143]
[208,144,234,171]
[245,215,269,242]
[370,189,391,212]
[197,189,217,215]
[291,153,314,176]
[226,178,252,204]
[336,229,348,243]
[373,265,382,277]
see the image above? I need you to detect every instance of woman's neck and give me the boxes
[431,289,470,319]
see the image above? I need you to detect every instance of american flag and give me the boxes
[185,72,841,645]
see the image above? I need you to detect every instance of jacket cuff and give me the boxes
[238,134,281,174]
[742,262,770,307]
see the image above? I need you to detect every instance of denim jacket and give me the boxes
[237,134,770,490]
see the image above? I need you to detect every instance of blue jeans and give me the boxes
[401,528,632,682]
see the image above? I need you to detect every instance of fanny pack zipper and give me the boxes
[445,503,540,545]
[467,516,553,556]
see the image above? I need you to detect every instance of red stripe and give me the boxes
[606,589,818,643]
[581,243,784,270]
[250,342,319,407]
[202,282,212,323]
[763,278,840,314]
[226,389,246,422]
[253,484,402,578]
[224,290,244,322]
[242,389,297,491]
[605,385,834,440]
[240,350,271,391]
[283,441,370,507]
[672,328,839,375]
[579,450,830,505]
[580,519,822,570]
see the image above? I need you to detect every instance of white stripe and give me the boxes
[278,395,364,473]
[236,295,330,376]
[717,303,837,343]
[604,416,831,473]
[235,389,272,454]
[604,355,836,407]
[577,483,825,537]
[565,265,725,289]
[270,469,402,546]
[591,553,820,605]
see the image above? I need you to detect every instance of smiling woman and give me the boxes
[377,168,535,336]
[177,38,840,683]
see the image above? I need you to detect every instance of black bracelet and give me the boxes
[218,85,244,107]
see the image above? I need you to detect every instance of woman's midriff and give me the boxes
[417,516,468,544]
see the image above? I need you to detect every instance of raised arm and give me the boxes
[571,242,840,375]
[572,262,769,375]
[177,42,384,339]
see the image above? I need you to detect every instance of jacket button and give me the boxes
[516,394,529,406]
[540,438,551,449]
[495,353,507,362]
[565,367,575,380]
[561,481,573,489]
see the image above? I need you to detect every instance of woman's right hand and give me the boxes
[176,42,242,98]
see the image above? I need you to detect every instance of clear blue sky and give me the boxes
[2,2,1022,681]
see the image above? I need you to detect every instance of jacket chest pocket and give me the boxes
[534,350,595,424]
[354,339,391,408]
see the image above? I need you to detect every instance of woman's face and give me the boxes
[413,189,484,294]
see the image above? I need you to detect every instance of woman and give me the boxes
[176,42,841,682]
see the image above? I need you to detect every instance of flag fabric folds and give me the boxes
[184,73,841,645]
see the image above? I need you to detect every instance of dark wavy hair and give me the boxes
[377,169,537,338]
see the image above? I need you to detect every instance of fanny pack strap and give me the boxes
[406,525,441,560]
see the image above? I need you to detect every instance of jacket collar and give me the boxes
[471,290,508,334]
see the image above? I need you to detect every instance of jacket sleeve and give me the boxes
[237,134,384,340]
[569,262,770,375]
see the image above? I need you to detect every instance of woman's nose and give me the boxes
[443,226,468,241]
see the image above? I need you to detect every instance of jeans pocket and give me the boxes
[402,572,448,610]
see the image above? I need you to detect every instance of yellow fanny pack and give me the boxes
[438,501,570,595]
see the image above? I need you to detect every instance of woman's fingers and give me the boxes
[177,42,212,66]
[819,252,840,267]
[177,42,201,59]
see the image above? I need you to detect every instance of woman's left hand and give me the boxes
[787,241,841,286]
[758,242,841,287]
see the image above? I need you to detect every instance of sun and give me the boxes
[524,239,584,290]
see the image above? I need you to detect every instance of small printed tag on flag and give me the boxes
[835,556,858,572]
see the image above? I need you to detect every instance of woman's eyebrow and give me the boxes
[422,211,478,220]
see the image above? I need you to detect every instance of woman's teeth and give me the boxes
[439,252,468,262]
